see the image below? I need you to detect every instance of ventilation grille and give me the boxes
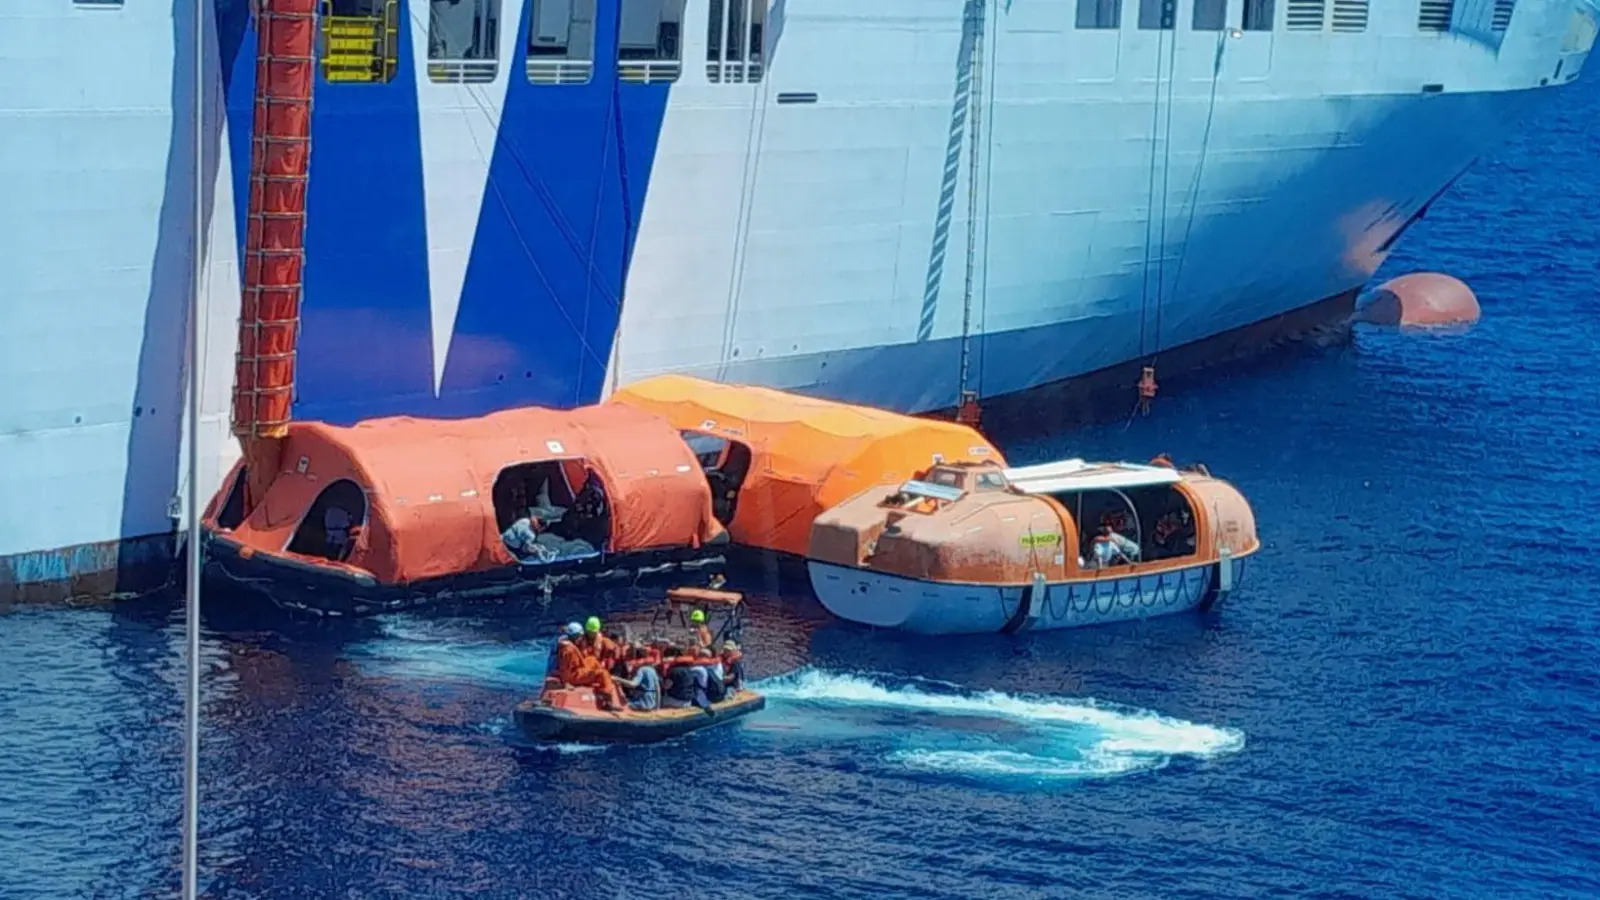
[1491,0,1515,32]
[1286,0,1326,30]
[1331,0,1368,31]
[1418,0,1455,32]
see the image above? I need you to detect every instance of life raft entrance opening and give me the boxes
[492,460,613,560]
[287,478,367,562]
[215,467,249,531]
[680,431,752,526]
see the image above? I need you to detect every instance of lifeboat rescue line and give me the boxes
[608,375,1006,558]
[806,457,1259,635]
[201,403,728,617]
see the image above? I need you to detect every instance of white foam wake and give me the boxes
[758,669,1245,780]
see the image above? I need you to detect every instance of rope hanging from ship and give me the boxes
[955,0,996,425]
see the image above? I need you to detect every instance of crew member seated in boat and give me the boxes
[698,647,728,704]
[660,646,712,711]
[324,505,354,560]
[554,473,609,549]
[501,508,551,561]
[553,627,626,711]
[548,621,582,675]
[1152,509,1196,557]
[720,640,745,692]
[690,609,713,649]
[578,616,620,667]
[613,646,662,711]
[1090,523,1141,568]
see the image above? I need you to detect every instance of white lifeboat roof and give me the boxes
[1002,458,1182,493]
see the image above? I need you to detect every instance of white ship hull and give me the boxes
[0,0,1593,593]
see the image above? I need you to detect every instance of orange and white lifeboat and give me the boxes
[806,457,1259,635]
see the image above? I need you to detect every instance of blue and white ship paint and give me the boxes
[0,0,1592,592]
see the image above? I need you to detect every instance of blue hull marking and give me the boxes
[216,1,671,424]
[443,2,670,413]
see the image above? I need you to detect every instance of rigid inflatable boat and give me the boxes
[807,457,1259,634]
[516,586,763,744]
[514,689,767,744]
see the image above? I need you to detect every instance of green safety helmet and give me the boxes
[585,616,602,634]
[690,609,706,624]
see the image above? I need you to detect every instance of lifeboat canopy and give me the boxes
[609,374,1006,557]
[203,403,726,609]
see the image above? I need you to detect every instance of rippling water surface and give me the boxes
[4,81,1599,900]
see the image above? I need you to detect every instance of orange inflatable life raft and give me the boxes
[201,403,729,616]
[609,374,1006,557]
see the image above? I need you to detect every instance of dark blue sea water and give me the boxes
[5,80,1600,900]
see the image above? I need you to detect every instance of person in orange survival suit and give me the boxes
[578,616,621,667]
[554,629,626,711]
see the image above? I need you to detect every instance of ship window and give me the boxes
[1241,0,1274,30]
[526,0,597,84]
[320,0,401,84]
[1285,0,1325,30]
[1139,0,1176,29]
[1193,0,1228,29]
[1490,0,1514,32]
[619,0,686,84]
[1418,0,1454,31]
[679,431,752,526]
[427,0,502,84]
[492,461,611,561]
[1076,0,1122,28]
[287,479,367,563]
[1330,0,1368,31]
[707,0,767,83]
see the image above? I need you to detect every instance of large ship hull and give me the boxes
[1,0,1594,596]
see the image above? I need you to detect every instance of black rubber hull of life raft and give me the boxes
[513,692,767,744]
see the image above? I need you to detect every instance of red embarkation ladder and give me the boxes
[232,0,315,442]
[232,0,317,505]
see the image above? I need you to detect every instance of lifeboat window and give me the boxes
[427,0,502,84]
[1076,0,1122,29]
[705,0,766,83]
[1241,0,1274,30]
[1193,0,1228,30]
[527,0,597,84]
[287,479,367,563]
[1055,484,1200,567]
[216,468,248,531]
[679,431,752,526]
[1139,0,1176,29]
[619,0,686,84]
[492,461,610,564]
[975,471,1007,491]
[320,0,401,84]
